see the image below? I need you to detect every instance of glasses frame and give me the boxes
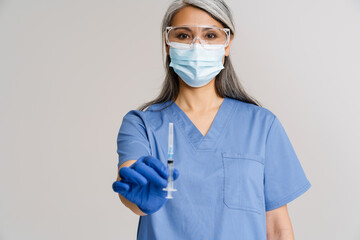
[164,24,231,49]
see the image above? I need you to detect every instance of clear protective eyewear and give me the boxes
[165,25,231,49]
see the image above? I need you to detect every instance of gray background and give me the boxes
[1,0,359,239]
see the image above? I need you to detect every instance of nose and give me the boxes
[192,36,202,44]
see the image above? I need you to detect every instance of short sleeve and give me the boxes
[116,110,151,169]
[264,115,311,211]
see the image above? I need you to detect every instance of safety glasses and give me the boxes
[165,25,231,49]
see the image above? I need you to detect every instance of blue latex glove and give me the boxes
[112,155,180,215]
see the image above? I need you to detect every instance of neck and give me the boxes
[174,77,225,112]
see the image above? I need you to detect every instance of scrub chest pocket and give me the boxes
[222,152,265,214]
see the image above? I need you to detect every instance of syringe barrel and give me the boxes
[167,160,174,180]
[168,123,174,156]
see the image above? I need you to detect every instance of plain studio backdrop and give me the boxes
[0,0,359,239]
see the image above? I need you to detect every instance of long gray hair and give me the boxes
[137,0,262,111]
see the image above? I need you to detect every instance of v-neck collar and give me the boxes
[165,97,235,151]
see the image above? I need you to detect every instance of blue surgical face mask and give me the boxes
[169,43,225,88]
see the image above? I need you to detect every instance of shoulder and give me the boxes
[227,97,276,124]
[122,100,172,129]
[122,109,146,123]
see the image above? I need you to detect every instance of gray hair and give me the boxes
[137,0,262,111]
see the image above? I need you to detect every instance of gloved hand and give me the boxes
[112,155,180,215]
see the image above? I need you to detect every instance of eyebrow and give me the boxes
[173,26,219,31]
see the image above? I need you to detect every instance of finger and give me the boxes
[119,167,148,185]
[143,156,169,179]
[133,162,168,188]
[112,181,130,194]
[173,168,180,180]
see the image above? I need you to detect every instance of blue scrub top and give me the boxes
[116,97,311,240]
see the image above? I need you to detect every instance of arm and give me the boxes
[266,204,294,240]
[116,160,147,216]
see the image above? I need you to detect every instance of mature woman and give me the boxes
[112,0,311,239]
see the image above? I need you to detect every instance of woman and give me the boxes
[112,0,311,239]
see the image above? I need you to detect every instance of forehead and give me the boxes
[171,6,224,28]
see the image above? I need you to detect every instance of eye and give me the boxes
[205,33,217,39]
[176,33,190,39]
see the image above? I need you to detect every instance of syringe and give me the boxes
[162,122,177,199]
